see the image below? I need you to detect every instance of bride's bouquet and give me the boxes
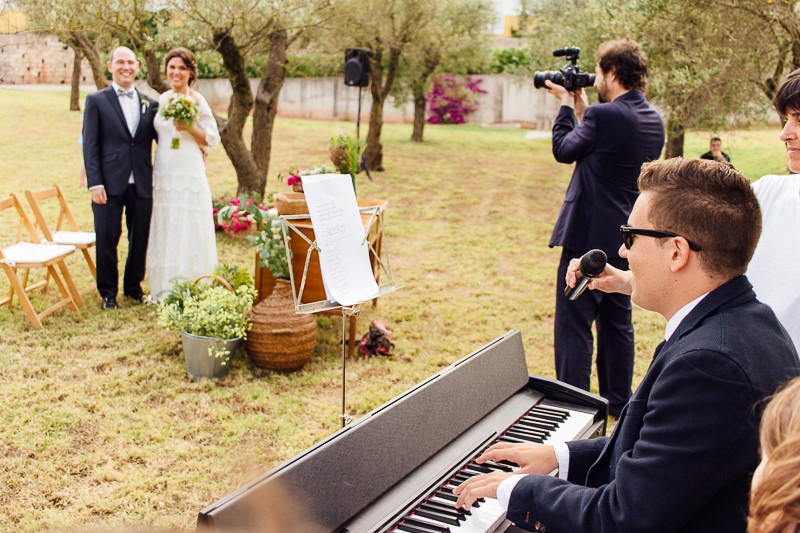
[160,93,199,149]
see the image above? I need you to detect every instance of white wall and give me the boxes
[195,74,562,130]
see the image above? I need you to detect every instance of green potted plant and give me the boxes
[156,263,256,380]
[244,205,318,371]
[328,133,365,194]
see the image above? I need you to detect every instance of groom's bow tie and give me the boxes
[117,88,135,98]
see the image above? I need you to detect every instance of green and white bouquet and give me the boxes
[160,93,199,149]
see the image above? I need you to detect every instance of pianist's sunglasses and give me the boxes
[620,225,702,251]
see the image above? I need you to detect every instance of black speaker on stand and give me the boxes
[343,48,374,179]
[344,48,372,142]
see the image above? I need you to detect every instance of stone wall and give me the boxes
[0,33,96,85]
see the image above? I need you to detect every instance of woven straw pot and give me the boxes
[245,279,318,370]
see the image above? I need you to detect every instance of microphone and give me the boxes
[564,249,607,300]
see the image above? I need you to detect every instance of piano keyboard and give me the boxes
[389,402,596,533]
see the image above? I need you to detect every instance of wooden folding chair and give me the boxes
[0,193,82,328]
[25,184,97,281]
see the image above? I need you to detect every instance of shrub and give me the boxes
[426,74,487,125]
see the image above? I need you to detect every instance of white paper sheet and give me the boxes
[300,174,380,306]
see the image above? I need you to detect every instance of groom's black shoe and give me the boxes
[123,292,145,304]
[101,297,119,310]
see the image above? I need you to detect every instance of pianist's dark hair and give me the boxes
[748,376,800,533]
[637,157,761,279]
[774,68,800,117]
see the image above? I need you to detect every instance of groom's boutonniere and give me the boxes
[141,99,150,115]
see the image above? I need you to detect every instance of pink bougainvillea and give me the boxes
[426,74,487,125]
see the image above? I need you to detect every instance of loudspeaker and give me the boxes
[344,48,372,87]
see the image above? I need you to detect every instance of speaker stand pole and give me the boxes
[356,85,363,140]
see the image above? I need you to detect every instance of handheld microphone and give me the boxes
[564,249,607,301]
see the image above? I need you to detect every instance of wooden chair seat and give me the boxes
[0,193,82,328]
[50,230,96,247]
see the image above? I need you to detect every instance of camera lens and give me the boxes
[533,70,564,89]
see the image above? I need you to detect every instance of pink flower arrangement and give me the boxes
[213,192,268,236]
[285,168,304,192]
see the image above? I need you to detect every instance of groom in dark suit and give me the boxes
[454,158,800,532]
[83,46,158,309]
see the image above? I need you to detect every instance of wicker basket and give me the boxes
[245,279,317,370]
[274,192,309,216]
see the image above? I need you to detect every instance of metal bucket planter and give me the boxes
[181,332,242,381]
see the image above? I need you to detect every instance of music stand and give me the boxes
[280,203,400,427]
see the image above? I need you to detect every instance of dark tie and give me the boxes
[117,88,135,98]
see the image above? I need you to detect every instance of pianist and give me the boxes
[454,158,800,532]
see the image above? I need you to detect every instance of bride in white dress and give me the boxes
[147,47,220,300]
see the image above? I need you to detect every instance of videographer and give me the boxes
[546,38,664,417]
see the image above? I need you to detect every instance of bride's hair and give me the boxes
[749,376,800,533]
[164,47,198,86]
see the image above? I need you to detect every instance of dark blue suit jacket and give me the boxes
[507,276,800,532]
[83,86,158,198]
[548,90,664,258]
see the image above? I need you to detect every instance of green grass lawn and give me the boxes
[0,86,790,531]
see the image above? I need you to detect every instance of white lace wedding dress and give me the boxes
[146,90,220,300]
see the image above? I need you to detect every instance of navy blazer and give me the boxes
[507,276,800,532]
[548,90,664,258]
[83,86,159,198]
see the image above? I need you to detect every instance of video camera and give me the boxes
[534,47,596,92]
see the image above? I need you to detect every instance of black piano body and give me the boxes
[198,330,608,532]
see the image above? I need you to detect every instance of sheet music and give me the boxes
[300,174,380,306]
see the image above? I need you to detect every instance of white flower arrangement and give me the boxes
[156,264,256,361]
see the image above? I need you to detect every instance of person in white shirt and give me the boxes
[746,68,800,352]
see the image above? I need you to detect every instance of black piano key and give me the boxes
[535,405,570,417]
[526,411,566,423]
[466,463,493,474]
[499,435,526,444]
[521,413,559,425]
[414,509,461,527]
[419,503,465,521]
[505,430,544,443]
[481,460,514,472]
[427,497,472,516]
[499,459,519,468]
[517,418,557,431]
[396,523,440,533]
[434,491,485,507]
[508,425,549,439]
[404,516,451,533]
[435,491,459,502]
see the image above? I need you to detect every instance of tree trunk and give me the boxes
[250,29,288,196]
[70,46,82,111]
[411,92,426,142]
[72,31,108,90]
[410,52,439,143]
[364,47,401,171]
[665,117,685,159]
[144,48,169,93]
[364,54,385,171]
[214,28,261,196]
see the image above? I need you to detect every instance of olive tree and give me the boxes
[174,0,336,196]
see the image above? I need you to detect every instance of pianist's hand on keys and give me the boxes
[453,442,559,511]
